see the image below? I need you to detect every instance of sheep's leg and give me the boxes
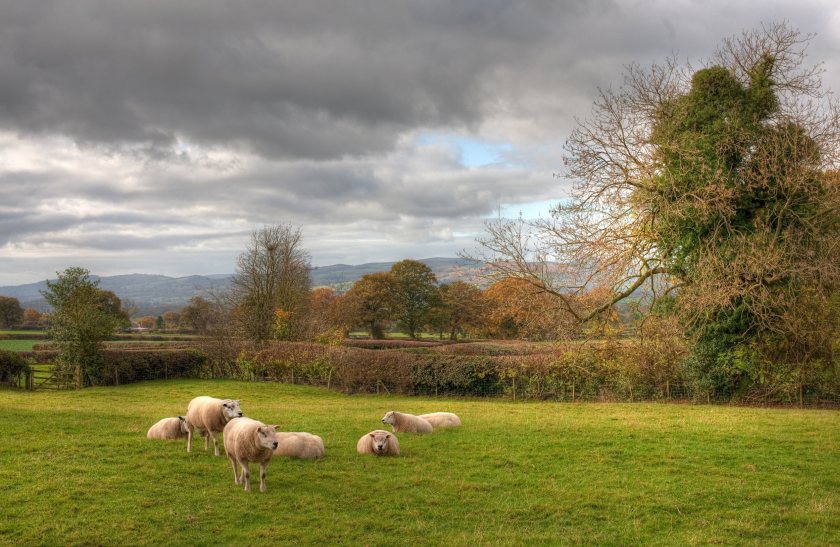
[240,460,251,492]
[259,462,268,492]
[187,428,193,452]
[229,456,240,484]
[211,432,220,456]
[205,430,211,451]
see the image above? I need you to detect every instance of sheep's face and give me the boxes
[381,411,396,425]
[257,426,279,450]
[178,416,189,434]
[222,400,243,419]
[370,431,391,454]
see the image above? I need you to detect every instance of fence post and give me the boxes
[75,366,82,390]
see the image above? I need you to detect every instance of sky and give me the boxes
[1,1,839,285]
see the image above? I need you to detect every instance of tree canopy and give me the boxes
[475,23,840,396]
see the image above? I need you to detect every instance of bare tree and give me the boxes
[231,224,312,342]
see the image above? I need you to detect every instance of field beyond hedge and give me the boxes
[0,380,838,545]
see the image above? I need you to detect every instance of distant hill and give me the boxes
[310,257,485,291]
[0,274,233,317]
[0,257,486,316]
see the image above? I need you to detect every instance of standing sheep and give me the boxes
[186,396,243,456]
[223,417,279,492]
[381,411,433,434]
[146,416,189,440]
[418,412,462,429]
[273,432,325,460]
[356,430,400,456]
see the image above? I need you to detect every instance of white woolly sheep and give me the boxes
[356,429,400,456]
[186,396,243,456]
[146,416,189,440]
[418,412,462,429]
[273,432,325,460]
[223,417,279,492]
[381,411,433,434]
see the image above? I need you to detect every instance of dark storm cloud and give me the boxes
[0,0,606,159]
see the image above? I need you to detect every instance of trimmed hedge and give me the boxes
[0,349,31,386]
[235,341,689,400]
[100,349,208,385]
[47,349,209,388]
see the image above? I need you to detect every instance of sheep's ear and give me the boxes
[369,433,376,438]
[385,434,391,439]
[178,416,185,422]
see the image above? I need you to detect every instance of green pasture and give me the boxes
[0,339,39,351]
[0,380,837,546]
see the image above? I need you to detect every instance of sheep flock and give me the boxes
[147,395,461,493]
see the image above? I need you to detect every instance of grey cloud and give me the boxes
[0,1,625,159]
[1,1,839,284]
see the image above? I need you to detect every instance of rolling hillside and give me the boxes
[0,257,485,316]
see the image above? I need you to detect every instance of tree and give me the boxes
[231,224,312,342]
[21,308,45,329]
[0,296,24,328]
[483,278,579,340]
[162,310,181,330]
[137,316,157,330]
[476,24,840,395]
[96,290,131,330]
[342,272,401,339]
[390,260,439,338]
[180,296,214,334]
[41,267,125,386]
[428,282,487,340]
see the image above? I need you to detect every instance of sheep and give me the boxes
[273,432,325,460]
[146,416,189,440]
[418,412,462,429]
[186,396,243,456]
[223,417,279,492]
[381,411,433,434]
[356,430,400,456]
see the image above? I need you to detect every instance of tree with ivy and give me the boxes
[41,267,126,386]
[475,23,839,399]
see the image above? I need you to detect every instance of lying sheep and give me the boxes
[146,416,189,440]
[381,410,433,434]
[186,396,243,456]
[418,412,462,429]
[223,417,279,492]
[356,429,400,456]
[273,432,325,460]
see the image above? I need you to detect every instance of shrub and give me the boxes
[100,349,209,385]
[0,349,31,387]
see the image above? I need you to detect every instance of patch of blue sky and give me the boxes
[496,198,560,219]
[415,132,518,168]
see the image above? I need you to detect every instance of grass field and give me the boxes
[0,339,39,351]
[0,380,837,546]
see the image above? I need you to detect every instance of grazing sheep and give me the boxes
[146,416,189,440]
[273,432,325,460]
[418,412,462,429]
[381,411,433,434]
[186,396,243,456]
[223,417,279,492]
[356,430,400,456]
